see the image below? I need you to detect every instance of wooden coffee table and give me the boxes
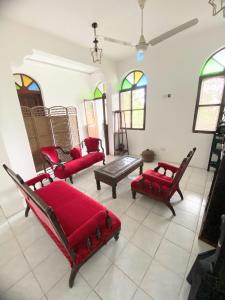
[94,155,143,199]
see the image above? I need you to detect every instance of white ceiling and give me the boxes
[0,0,224,61]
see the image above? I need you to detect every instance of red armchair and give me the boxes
[131,148,196,216]
[41,139,105,183]
[3,164,121,288]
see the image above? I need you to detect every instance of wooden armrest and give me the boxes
[26,173,53,189]
[155,162,178,174]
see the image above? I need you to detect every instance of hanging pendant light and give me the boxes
[209,0,225,17]
[90,22,103,63]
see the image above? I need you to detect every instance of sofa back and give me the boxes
[2,164,69,252]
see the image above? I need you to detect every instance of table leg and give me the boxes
[112,185,117,199]
[96,180,101,190]
[140,164,143,175]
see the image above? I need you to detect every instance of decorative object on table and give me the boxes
[99,0,198,61]
[113,110,129,155]
[131,148,196,216]
[3,164,121,288]
[187,215,225,299]
[209,0,225,17]
[94,155,143,199]
[141,149,155,162]
[90,22,103,63]
[41,137,105,183]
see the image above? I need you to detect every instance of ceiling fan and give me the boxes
[99,0,199,61]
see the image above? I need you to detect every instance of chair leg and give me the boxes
[132,189,136,199]
[114,231,120,241]
[165,202,176,216]
[69,265,78,288]
[69,176,73,184]
[103,159,105,165]
[25,205,30,218]
[177,188,184,200]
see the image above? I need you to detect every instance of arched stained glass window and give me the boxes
[120,70,147,130]
[193,48,225,133]
[14,74,40,92]
[13,73,43,108]
[94,82,106,99]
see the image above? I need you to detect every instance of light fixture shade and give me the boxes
[90,47,103,63]
[209,0,225,16]
[136,50,145,61]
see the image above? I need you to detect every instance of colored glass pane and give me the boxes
[136,75,147,87]
[121,79,132,90]
[28,82,39,91]
[132,88,145,109]
[134,71,143,84]
[98,83,105,93]
[94,88,102,98]
[14,74,22,87]
[23,75,33,87]
[201,58,224,76]
[126,73,134,85]
[15,83,20,90]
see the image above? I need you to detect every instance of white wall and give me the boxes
[117,24,225,168]
[12,60,93,140]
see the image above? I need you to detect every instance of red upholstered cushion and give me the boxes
[84,137,100,152]
[26,173,51,187]
[36,181,108,237]
[143,170,173,186]
[82,152,105,167]
[70,147,82,159]
[54,158,86,178]
[40,147,60,165]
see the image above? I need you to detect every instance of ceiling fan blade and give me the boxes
[99,35,135,47]
[148,18,199,46]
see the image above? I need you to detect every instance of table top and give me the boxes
[94,155,143,179]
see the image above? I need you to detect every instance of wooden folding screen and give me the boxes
[21,105,80,171]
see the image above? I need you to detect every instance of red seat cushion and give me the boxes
[54,158,87,178]
[70,147,82,159]
[82,152,105,167]
[35,181,121,255]
[143,169,173,185]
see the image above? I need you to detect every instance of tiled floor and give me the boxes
[0,156,214,300]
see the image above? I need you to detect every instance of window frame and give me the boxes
[119,72,147,131]
[193,72,225,134]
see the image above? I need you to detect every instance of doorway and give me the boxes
[84,83,109,154]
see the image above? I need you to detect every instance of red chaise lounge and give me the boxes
[131,147,196,216]
[41,137,105,183]
[3,164,121,288]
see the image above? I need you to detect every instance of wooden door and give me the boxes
[84,100,99,138]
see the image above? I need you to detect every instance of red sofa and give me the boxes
[131,148,196,216]
[3,164,121,288]
[41,137,105,183]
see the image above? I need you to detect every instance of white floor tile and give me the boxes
[2,272,43,300]
[126,202,150,222]
[95,265,137,300]
[115,242,152,284]
[133,288,154,300]
[33,250,69,293]
[24,235,56,268]
[86,291,101,300]
[172,208,198,232]
[155,239,190,277]
[80,252,111,288]
[101,235,128,262]
[0,253,30,292]
[141,260,183,300]
[131,225,162,256]
[191,236,215,255]
[0,223,14,246]
[120,215,140,240]
[17,223,45,251]
[165,222,195,252]
[179,280,191,300]
[143,212,170,235]
[0,238,21,267]
[47,272,91,300]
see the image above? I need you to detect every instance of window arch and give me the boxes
[120,70,147,130]
[94,82,106,99]
[193,48,225,133]
[13,73,43,107]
